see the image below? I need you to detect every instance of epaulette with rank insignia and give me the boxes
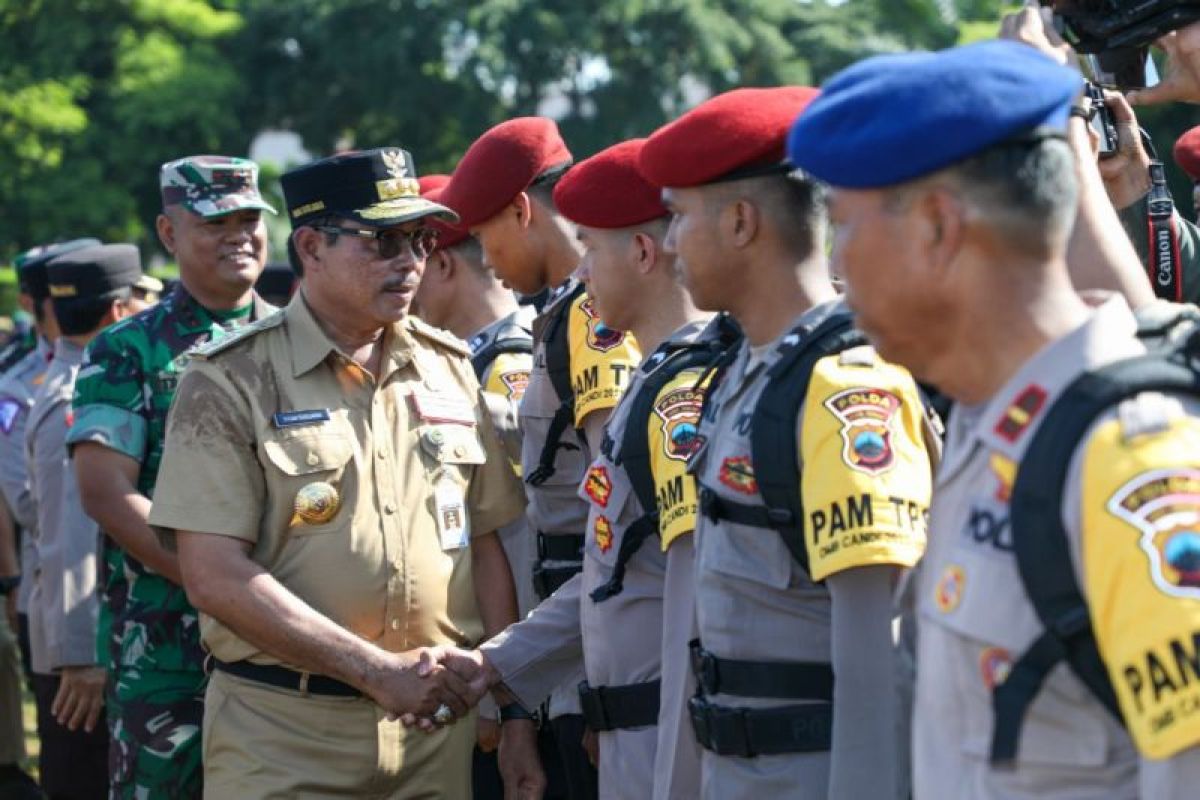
[407,317,471,358]
[191,310,286,360]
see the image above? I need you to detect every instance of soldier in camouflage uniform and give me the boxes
[67,156,275,799]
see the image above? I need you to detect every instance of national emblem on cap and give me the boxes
[437,117,573,229]
[1175,126,1200,183]
[553,138,667,229]
[281,148,458,229]
[639,87,820,189]
[160,155,277,218]
[419,174,470,250]
[787,40,1082,189]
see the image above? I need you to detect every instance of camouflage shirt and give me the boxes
[68,284,274,673]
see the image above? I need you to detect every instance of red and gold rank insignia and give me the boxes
[719,456,758,495]
[595,515,613,553]
[989,453,1016,503]
[994,384,1047,443]
[580,298,625,352]
[823,387,901,475]
[654,386,704,461]
[1109,468,1200,598]
[585,465,612,507]
[499,370,530,401]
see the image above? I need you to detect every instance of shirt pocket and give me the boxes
[920,546,1116,768]
[699,510,796,591]
[417,423,487,486]
[262,427,355,535]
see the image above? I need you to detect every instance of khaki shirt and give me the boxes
[690,300,932,796]
[149,295,525,666]
[914,294,1200,799]
[25,338,99,674]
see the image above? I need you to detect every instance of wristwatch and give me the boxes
[0,574,20,596]
[498,702,535,723]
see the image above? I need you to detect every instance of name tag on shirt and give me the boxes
[411,389,475,426]
[435,477,470,550]
[273,408,331,428]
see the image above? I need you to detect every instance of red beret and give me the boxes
[1175,126,1200,182]
[640,87,820,188]
[419,175,470,250]
[437,117,573,228]
[552,139,667,229]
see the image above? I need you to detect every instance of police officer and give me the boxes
[450,138,714,799]
[438,118,642,799]
[641,87,937,798]
[788,39,1200,797]
[1175,125,1200,221]
[67,156,276,798]
[26,243,159,799]
[147,147,541,798]
[412,173,538,798]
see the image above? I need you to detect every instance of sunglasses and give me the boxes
[314,224,439,260]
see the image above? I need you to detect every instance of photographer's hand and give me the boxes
[1096,90,1153,210]
[999,0,1080,70]
[1127,22,1200,106]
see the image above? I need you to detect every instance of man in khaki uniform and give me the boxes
[148,148,541,798]
[641,88,936,798]
[789,40,1200,798]
[439,118,642,799]
[453,138,714,799]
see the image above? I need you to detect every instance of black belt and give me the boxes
[532,563,581,599]
[689,640,833,700]
[536,531,584,561]
[578,679,660,732]
[212,658,361,698]
[688,695,832,757]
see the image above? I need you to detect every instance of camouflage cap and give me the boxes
[160,155,277,218]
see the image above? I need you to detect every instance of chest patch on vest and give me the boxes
[719,455,757,495]
[585,465,612,508]
[0,397,21,435]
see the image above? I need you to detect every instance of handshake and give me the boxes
[362,645,505,728]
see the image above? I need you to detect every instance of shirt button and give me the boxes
[384,504,395,515]
[390,618,400,631]
[306,452,319,466]
[453,445,466,458]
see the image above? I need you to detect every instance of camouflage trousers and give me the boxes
[109,667,206,799]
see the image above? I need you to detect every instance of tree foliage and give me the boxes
[0,0,1195,263]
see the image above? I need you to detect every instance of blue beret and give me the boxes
[787,41,1083,189]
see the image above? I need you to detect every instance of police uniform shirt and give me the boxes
[914,294,1200,799]
[0,341,53,615]
[148,294,526,664]
[689,299,932,797]
[520,278,640,715]
[24,338,99,674]
[483,319,703,797]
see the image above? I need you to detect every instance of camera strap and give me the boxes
[1144,160,1183,302]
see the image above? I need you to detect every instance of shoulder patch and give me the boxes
[191,310,285,360]
[0,396,23,435]
[408,317,471,357]
[578,297,626,353]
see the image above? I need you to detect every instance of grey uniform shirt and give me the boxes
[913,294,1200,799]
[484,320,705,799]
[690,300,931,799]
[0,340,52,614]
[25,338,99,674]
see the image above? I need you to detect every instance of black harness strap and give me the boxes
[591,337,737,603]
[991,308,1200,765]
[526,283,587,486]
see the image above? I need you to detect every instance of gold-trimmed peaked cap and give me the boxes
[281,148,458,229]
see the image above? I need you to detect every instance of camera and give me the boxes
[1084,82,1120,158]
[1040,0,1200,87]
